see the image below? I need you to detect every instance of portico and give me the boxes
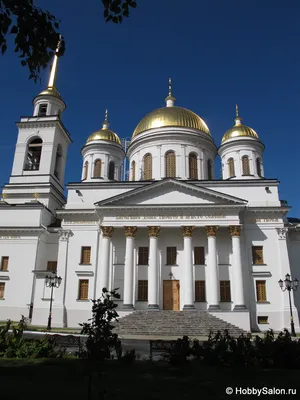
[97,222,247,312]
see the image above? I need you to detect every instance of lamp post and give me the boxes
[278,273,299,337]
[45,272,62,330]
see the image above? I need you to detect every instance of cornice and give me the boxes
[16,119,72,143]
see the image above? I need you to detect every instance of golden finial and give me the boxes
[33,193,40,200]
[47,35,61,90]
[1,193,7,200]
[168,77,172,97]
[234,104,242,126]
[165,77,176,106]
[102,109,109,129]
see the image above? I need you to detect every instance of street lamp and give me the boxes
[45,272,62,330]
[278,273,299,337]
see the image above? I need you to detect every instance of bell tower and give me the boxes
[2,40,71,213]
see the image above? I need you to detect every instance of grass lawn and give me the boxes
[0,358,299,400]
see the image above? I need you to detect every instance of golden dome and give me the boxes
[86,128,121,145]
[221,106,259,143]
[38,86,62,100]
[132,106,210,139]
[86,110,121,145]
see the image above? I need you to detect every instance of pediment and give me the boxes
[95,179,247,207]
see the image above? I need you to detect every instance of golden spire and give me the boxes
[165,77,176,107]
[38,36,62,99]
[234,104,242,126]
[102,109,110,129]
[48,37,61,89]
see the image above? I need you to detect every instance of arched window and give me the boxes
[256,158,262,177]
[131,161,136,181]
[25,138,43,171]
[242,155,250,176]
[165,151,176,178]
[207,159,212,180]
[93,159,102,178]
[143,153,152,180]
[189,153,198,179]
[228,158,235,178]
[83,161,89,180]
[108,161,115,180]
[54,144,62,179]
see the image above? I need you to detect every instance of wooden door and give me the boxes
[163,280,180,310]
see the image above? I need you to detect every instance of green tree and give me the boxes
[0,0,137,82]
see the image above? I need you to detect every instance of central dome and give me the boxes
[132,106,210,139]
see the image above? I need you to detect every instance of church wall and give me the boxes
[0,236,38,321]
[62,227,98,327]
[0,209,42,227]
[243,225,289,331]
[205,184,281,207]
[65,187,133,208]
[287,231,300,322]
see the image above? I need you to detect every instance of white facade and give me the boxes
[1,68,300,333]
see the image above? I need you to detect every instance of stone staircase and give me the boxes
[113,310,246,337]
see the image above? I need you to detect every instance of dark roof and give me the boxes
[288,217,300,224]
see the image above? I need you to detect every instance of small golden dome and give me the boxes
[132,106,210,139]
[221,106,259,143]
[86,110,121,145]
[38,86,62,100]
[86,128,121,145]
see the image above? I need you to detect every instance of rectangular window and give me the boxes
[138,247,149,265]
[220,280,231,302]
[258,316,268,324]
[0,256,9,271]
[78,279,89,300]
[81,247,91,264]
[194,247,205,265]
[47,261,57,272]
[0,282,5,299]
[166,247,177,265]
[195,280,206,302]
[38,104,47,116]
[137,280,148,301]
[252,246,264,265]
[256,280,267,302]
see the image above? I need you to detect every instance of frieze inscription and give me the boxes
[115,215,225,220]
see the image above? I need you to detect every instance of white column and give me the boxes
[229,226,247,310]
[148,226,160,309]
[52,230,73,327]
[182,226,196,309]
[205,226,221,311]
[98,227,114,294]
[123,226,137,309]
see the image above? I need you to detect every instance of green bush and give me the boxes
[0,316,64,359]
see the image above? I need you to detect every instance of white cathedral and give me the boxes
[0,51,300,333]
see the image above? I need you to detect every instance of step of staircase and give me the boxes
[113,310,246,337]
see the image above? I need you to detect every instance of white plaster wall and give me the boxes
[81,142,125,182]
[219,138,264,180]
[0,236,39,321]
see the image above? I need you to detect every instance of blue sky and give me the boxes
[1,0,300,216]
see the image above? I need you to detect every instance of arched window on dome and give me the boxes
[83,161,89,180]
[108,161,115,180]
[188,153,198,179]
[143,153,152,180]
[256,157,262,177]
[165,151,176,178]
[242,155,250,176]
[207,159,212,180]
[54,144,62,179]
[24,138,43,171]
[93,159,102,178]
[228,158,235,178]
[131,161,136,181]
